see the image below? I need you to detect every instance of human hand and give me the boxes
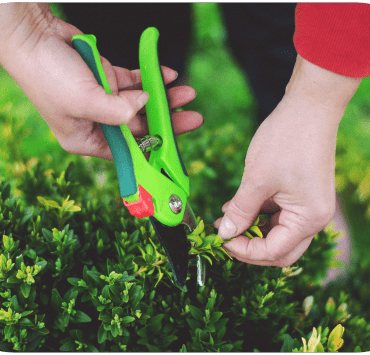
[0,4,203,161]
[214,55,362,267]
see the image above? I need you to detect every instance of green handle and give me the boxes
[139,27,189,193]
[71,31,189,227]
[71,34,138,200]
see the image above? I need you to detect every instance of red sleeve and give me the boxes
[293,3,370,77]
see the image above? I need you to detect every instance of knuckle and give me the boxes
[310,200,335,230]
[121,101,135,122]
[228,199,249,219]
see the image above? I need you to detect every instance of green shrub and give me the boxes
[0,160,369,352]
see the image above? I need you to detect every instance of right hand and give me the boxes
[0,4,203,160]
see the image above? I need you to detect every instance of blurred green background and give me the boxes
[1,3,370,265]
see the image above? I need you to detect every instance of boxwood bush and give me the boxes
[0,91,370,351]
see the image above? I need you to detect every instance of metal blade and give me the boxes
[182,203,206,286]
[149,216,189,287]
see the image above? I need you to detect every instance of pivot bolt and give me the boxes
[169,195,182,214]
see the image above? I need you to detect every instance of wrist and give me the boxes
[285,54,362,117]
[0,3,54,66]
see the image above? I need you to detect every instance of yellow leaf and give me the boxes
[330,338,344,351]
[249,226,263,238]
[307,327,321,352]
[252,217,259,226]
[67,205,81,212]
[328,324,345,346]
[302,337,307,352]
[37,196,61,209]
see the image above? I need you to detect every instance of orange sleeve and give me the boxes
[294,3,370,77]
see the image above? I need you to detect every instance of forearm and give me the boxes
[0,3,54,67]
[285,55,362,123]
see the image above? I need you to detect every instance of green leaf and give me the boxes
[98,312,112,324]
[117,271,135,283]
[15,254,24,269]
[209,311,223,324]
[218,326,226,340]
[186,318,202,330]
[4,325,15,340]
[21,310,33,317]
[11,295,21,312]
[65,161,75,182]
[37,196,61,209]
[70,310,91,323]
[62,312,70,327]
[86,344,99,352]
[202,254,213,265]
[189,305,204,321]
[21,208,34,225]
[146,243,154,256]
[59,341,76,352]
[249,226,263,238]
[190,220,204,236]
[66,290,78,303]
[281,334,294,352]
[243,230,254,239]
[188,235,203,246]
[40,292,49,305]
[26,248,37,259]
[147,314,164,334]
[86,269,103,285]
[111,323,118,337]
[315,342,325,352]
[325,297,336,316]
[42,229,53,244]
[67,278,81,286]
[51,288,63,310]
[21,282,31,298]
[101,285,110,299]
[133,256,147,267]
[1,183,10,201]
[220,344,233,352]
[112,306,124,318]
[121,316,135,325]
[18,318,33,326]
[137,326,148,338]
[147,344,161,352]
[7,274,23,285]
[35,260,47,271]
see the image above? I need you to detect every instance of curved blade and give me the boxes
[149,216,189,287]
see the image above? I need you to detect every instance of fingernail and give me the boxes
[218,216,237,240]
[137,92,149,109]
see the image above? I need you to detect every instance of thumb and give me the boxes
[81,87,149,126]
[218,181,270,240]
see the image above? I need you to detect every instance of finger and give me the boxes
[217,179,271,240]
[78,85,149,125]
[101,56,119,94]
[222,236,314,267]
[114,65,178,91]
[128,110,203,137]
[222,198,280,215]
[137,85,197,115]
[221,209,314,266]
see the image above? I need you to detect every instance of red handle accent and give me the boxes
[123,185,155,218]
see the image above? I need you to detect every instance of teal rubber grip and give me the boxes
[71,35,138,198]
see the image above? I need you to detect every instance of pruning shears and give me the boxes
[71,27,204,287]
